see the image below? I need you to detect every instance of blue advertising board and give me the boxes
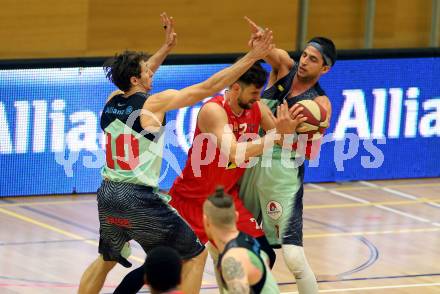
[0,58,439,196]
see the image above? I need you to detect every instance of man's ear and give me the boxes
[130,76,138,86]
[321,65,330,75]
[230,82,241,92]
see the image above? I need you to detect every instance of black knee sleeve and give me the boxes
[256,236,276,269]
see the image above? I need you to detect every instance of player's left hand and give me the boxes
[275,101,306,134]
[289,102,307,131]
[161,12,177,49]
[244,16,264,48]
[289,104,310,132]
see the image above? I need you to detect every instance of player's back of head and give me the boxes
[203,186,236,228]
[237,61,268,88]
[144,246,182,293]
[104,50,150,91]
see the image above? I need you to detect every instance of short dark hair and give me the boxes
[307,37,337,66]
[103,50,150,92]
[235,61,268,89]
[144,246,182,292]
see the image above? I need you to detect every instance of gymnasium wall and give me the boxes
[0,0,437,60]
[1,54,439,197]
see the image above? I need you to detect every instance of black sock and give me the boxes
[113,265,145,294]
[256,236,276,269]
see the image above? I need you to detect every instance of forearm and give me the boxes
[202,53,258,94]
[265,48,293,74]
[262,48,283,69]
[229,131,278,165]
[155,52,258,111]
[147,44,173,73]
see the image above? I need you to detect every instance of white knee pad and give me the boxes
[282,244,310,279]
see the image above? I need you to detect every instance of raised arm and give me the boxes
[245,16,294,85]
[146,12,177,73]
[105,13,175,105]
[144,29,274,115]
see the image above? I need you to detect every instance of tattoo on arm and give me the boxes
[222,256,250,294]
[223,256,245,280]
[227,281,249,294]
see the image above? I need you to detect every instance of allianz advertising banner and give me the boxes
[0,58,439,196]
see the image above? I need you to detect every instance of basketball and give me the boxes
[295,100,329,135]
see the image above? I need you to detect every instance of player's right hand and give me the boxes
[161,12,177,49]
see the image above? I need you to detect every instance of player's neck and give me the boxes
[124,86,147,97]
[291,74,319,96]
[296,73,319,86]
[225,91,244,116]
[213,228,240,252]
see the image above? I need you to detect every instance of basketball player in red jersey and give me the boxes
[114,62,306,293]
[167,62,305,286]
[169,62,283,248]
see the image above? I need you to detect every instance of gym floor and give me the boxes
[1,178,439,293]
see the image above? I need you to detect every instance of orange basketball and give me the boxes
[295,100,328,135]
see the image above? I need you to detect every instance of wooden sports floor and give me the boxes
[0,178,439,293]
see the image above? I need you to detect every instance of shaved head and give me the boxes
[203,187,237,229]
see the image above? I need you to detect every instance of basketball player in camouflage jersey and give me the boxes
[239,17,336,294]
[77,17,276,294]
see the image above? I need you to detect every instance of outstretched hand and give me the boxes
[161,12,177,49]
[247,28,274,60]
[244,16,264,48]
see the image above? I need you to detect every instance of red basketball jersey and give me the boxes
[169,95,262,199]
